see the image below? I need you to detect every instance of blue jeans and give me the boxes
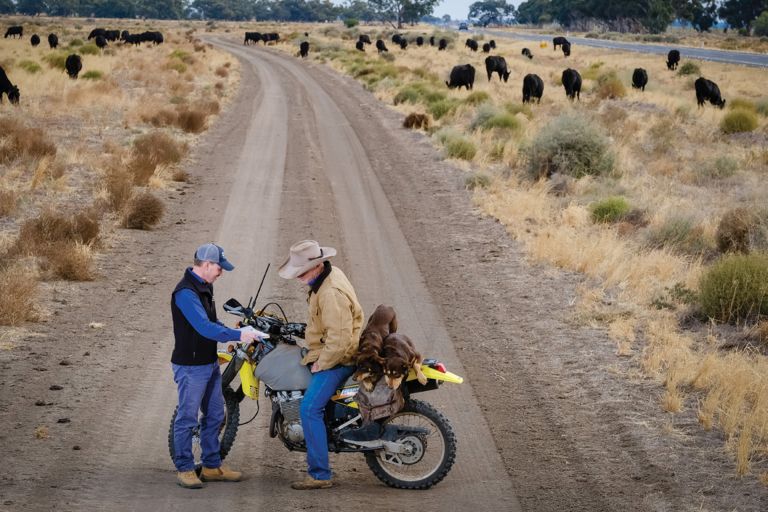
[300,364,355,480]
[172,362,225,472]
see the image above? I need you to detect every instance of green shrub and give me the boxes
[590,196,630,223]
[18,60,41,73]
[697,155,738,182]
[43,52,68,71]
[756,98,768,117]
[526,114,614,179]
[465,172,491,190]
[720,109,759,134]
[677,62,700,76]
[78,43,100,55]
[464,91,490,105]
[444,138,476,160]
[698,253,768,324]
[165,60,187,74]
[581,61,604,81]
[470,105,520,131]
[393,83,426,105]
[504,102,533,120]
[68,38,84,47]
[729,98,756,112]
[81,70,103,80]
[428,98,459,120]
[754,11,768,37]
[646,216,711,255]
[344,18,359,28]
[595,70,626,99]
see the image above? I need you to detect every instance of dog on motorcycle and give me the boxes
[353,305,397,391]
[381,332,428,389]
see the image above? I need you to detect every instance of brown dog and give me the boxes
[381,332,427,389]
[353,305,398,391]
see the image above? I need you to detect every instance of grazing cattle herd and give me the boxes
[485,56,511,83]
[446,64,476,90]
[522,73,544,104]
[0,65,20,104]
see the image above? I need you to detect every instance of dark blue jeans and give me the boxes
[300,364,355,480]
[171,362,224,472]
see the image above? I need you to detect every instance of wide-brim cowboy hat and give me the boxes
[278,240,336,279]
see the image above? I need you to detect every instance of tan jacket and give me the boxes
[302,266,364,370]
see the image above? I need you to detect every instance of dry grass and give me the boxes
[0,189,18,218]
[0,263,39,326]
[0,118,57,165]
[44,242,96,281]
[175,107,208,133]
[15,209,99,255]
[127,131,185,185]
[121,191,164,230]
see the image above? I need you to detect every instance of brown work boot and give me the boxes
[177,470,204,489]
[201,465,242,482]
[290,476,334,490]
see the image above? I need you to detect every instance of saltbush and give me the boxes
[590,196,630,223]
[721,109,759,134]
[677,62,700,76]
[698,253,768,324]
[526,114,614,179]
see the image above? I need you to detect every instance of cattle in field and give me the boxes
[144,31,164,45]
[399,38,408,50]
[4,26,23,39]
[438,39,447,51]
[485,56,510,82]
[121,30,130,41]
[631,68,648,91]
[244,32,261,45]
[123,34,141,46]
[465,39,478,52]
[30,34,40,46]
[562,41,571,57]
[88,28,106,40]
[416,36,424,46]
[65,54,82,79]
[482,43,491,53]
[429,36,435,46]
[355,40,365,52]
[48,33,58,49]
[375,39,388,53]
[392,34,403,45]
[522,73,544,103]
[489,40,496,49]
[695,77,726,108]
[446,64,475,90]
[359,34,371,45]
[553,36,568,50]
[299,41,309,58]
[263,33,279,44]
[0,65,20,104]
[666,49,680,70]
[522,47,533,59]
[95,35,108,49]
[561,68,581,101]
[105,30,120,41]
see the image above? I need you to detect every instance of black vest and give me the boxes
[170,268,219,365]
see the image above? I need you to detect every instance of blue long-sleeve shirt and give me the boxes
[175,273,241,343]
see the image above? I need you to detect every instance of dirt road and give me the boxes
[1,35,767,511]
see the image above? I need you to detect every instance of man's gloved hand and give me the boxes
[240,330,259,343]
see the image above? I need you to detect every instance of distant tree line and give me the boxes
[515,0,768,33]
[0,0,440,26]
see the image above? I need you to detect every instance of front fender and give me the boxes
[217,350,259,399]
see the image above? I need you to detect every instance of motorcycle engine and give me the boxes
[274,391,305,444]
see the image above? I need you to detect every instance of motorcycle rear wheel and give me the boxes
[365,398,457,489]
[167,389,240,474]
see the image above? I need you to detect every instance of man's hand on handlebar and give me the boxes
[239,330,260,343]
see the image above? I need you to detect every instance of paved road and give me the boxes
[480,29,768,67]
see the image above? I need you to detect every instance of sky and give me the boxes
[436,0,521,22]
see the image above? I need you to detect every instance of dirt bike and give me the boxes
[168,296,464,489]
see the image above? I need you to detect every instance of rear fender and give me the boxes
[407,365,463,384]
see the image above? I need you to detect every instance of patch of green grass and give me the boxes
[471,105,520,132]
[78,43,100,55]
[728,98,756,112]
[677,62,700,76]
[590,196,630,223]
[42,52,68,71]
[18,60,41,73]
[698,253,768,324]
[68,38,84,47]
[81,70,103,80]
[445,138,476,160]
[463,91,490,105]
[595,70,626,99]
[581,61,605,81]
[503,102,533,120]
[465,172,491,190]
[646,216,712,255]
[721,109,759,134]
[427,98,460,120]
[756,98,768,117]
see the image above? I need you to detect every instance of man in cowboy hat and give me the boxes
[170,243,260,489]
[278,240,364,490]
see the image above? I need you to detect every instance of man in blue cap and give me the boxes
[170,243,259,489]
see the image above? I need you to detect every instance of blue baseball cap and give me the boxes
[194,243,234,271]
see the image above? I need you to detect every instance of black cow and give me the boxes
[465,38,478,52]
[359,34,371,45]
[562,68,582,101]
[522,47,533,59]
[489,40,496,49]
[244,32,261,45]
[429,36,435,46]
[667,49,680,70]
[263,33,279,44]
[30,34,40,46]
[0,65,20,104]
[446,64,475,90]
[95,35,108,49]
[522,73,544,104]
[416,36,424,46]
[65,54,82,79]
[88,28,106,40]
[48,33,58,49]
[485,56,510,82]
[123,34,142,46]
[143,31,164,45]
[695,77,726,108]
[299,41,309,58]
[399,38,408,50]
[375,39,388,53]
[120,30,130,41]
[4,26,23,39]
[355,40,365,52]
[482,43,491,53]
[392,34,403,45]
[553,36,568,51]
[562,41,571,57]
[438,39,447,51]
[105,30,120,41]
[631,68,648,91]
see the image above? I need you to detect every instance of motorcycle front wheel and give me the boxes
[167,388,240,473]
[365,398,457,489]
